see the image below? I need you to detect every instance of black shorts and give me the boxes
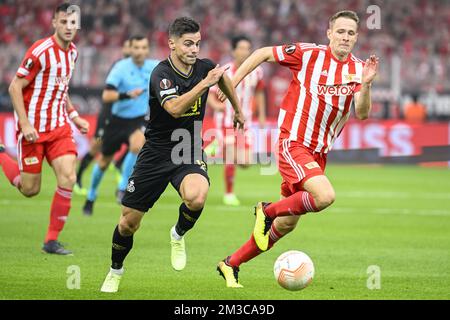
[94,103,112,139]
[121,143,210,212]
[101,115,146,156]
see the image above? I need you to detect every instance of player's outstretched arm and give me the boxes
[164,65,229,118]
[232,47,276,88]
[8,76,39,142]
[218,47,275,102]
[354,55,379,120]
[218,74,245,130]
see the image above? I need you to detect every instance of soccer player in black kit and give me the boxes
[101,17,245,293]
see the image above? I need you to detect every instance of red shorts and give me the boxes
[278,139,327,197]
[17,124,77,174]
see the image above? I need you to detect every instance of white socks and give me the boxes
[171,226,183,241]
[110,267,124,275]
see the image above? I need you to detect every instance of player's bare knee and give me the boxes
[119,217,139,236]
[185,198,205,211]
[21,186,40,198]
[314,191,335,211]
[59,173,77,188]
[184,192,207,211]
[119,207,142,235]
[275,219,298,234]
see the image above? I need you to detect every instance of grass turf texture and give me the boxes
[0,163,449,300]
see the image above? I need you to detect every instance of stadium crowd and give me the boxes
[0,0,449,116]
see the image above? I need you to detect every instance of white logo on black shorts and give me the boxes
[127,180,135,193]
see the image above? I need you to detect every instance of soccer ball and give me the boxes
[274,250,315,291]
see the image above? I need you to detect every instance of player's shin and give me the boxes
[45,186,72,242]
[0,153,21,188]
[264,191,318,219]
[229,224,284,267]
[111,225,133,270]
[174,203,203,237]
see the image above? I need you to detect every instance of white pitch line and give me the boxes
[208,190,450,200]
[338,191,450,200]
[328,207,450,217]
[1,200,449,217]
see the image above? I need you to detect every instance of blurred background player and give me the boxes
[217,10,379,287]
[0,3,89,255]
[100,17,245,293]
[74,39,132,196]
[82,35,159,216]
[207,35,266,206]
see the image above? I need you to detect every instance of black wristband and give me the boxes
[119,92,131,100]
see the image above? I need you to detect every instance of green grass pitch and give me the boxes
[0,163,449,300]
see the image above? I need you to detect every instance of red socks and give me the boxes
[227,191,318,268]
[225,164,235,194]
[45,187,72,243]
[228,224,284,267]
[264,191,318,220]
[0,154,21,187]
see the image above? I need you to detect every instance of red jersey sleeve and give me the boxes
[16,47,42,82]
[272,43,304,70]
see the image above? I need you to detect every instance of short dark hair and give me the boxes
[168,17,200,38]
[129,35,147,45]
[54,3,73,16]
[329,10,359,29]
[231,35,251,50]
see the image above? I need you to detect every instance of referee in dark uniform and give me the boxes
[101,17,245,293]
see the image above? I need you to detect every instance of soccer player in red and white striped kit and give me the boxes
[217,10,379,287]
[0,3,89,255]
[208,35,266,206]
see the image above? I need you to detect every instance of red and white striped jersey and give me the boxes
[16,35,78,133]
[213,61,265,129]
[273,43,365,153]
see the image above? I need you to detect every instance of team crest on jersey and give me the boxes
[23,58,34,70]
[160,79,172,90]
[343,73,361,83]
[127,180,135,193]
[284,44,296,55]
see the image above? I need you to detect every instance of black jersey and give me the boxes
[146,57,215,159]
